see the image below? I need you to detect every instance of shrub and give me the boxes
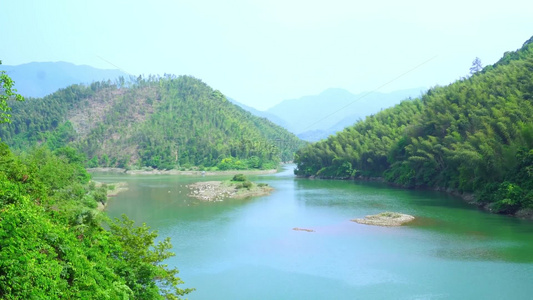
[232,174,247,182]
[83,196,98,209]
[93,187,108,204]
[242,181,252,189]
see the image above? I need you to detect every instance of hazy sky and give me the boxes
[1,0,532,110]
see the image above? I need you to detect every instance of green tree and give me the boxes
[109,215,194,299]
[470,57,483,75]
[0,60,24,124]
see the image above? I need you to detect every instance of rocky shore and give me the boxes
[87,167,277,176]
[352,212,415,226]
[187,180,273,201]
[104,182,129,197]
[93,181,129,211]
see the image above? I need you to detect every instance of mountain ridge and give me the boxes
[265,87,425,140]
[0,61,128,98]
[1,61,425,142]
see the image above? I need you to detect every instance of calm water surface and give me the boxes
[95,165,533,300]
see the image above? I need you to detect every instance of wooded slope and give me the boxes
[295,36,533,215]
[0,76,304,170]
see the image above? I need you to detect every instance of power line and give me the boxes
[299,55,438,132]
[95,55,132,76]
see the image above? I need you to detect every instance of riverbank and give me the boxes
[87,167,278,176]
[187,180,274,201]
[299,174,532,220]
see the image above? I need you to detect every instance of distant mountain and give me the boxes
[295,129,333,142]
[266,88,425,141]
[227,98,289,128]
[0,76,304,169]
[0,61,128,98]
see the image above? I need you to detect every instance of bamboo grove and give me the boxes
[295,36,533,215]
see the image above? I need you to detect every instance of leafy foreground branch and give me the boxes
[0,144,193,299]
[109,215,194,299]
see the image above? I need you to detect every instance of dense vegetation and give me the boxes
[1,63,192,298]
[295,36,533,216]
[0,145,193,298]
[0,59,24,122]
[0,75,304,170]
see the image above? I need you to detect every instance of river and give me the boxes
[94,165,533,299]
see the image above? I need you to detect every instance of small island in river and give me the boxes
[352,212,415,226]
[187,174,273,201]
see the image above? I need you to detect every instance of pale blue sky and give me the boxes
[1,0,532,109]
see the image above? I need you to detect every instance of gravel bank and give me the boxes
[187,180,274,201]
[352,212,415,226]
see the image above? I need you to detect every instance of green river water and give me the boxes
[95,165,533,300]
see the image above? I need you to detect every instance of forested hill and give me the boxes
[0,75,305,170]
[295,36,533,216]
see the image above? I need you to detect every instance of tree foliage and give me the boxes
[295,36,533,215]
[0,75,305,170]
[0,69,192,298]
[0,60,24,124]
[470,57,483,75]
[0,144,193,299]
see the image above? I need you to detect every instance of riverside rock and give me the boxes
[187,180,273,201]
[352,212,415,226]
